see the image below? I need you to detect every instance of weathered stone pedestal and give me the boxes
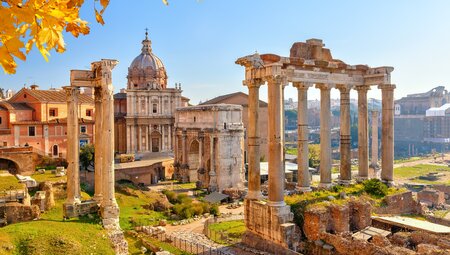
[101,204,120,229]
[242,199,300,254]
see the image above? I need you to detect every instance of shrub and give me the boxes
[210,204,220,216]
[363,179,388,198]
[162,190,178,204]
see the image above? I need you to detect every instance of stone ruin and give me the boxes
[235,38,396,254]
[63,59,128,254]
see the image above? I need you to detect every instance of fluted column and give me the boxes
[293,82,312,191]
[267,76,285,206]
[126,125,131,153]
[336,84,352,184]
[244,78,264,200]
[93,87,103,203]
[379,84,396,185]
[209,136,218,191]
[316,83,334,188]
[355,85,370,181]
[64,86,81,205]
[138,125,142,152]
[371,110,379,168]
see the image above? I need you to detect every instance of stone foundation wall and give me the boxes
[417,189,445,207]
[5,202,40,224]
[374,191,420,215]
[243,199,300,253]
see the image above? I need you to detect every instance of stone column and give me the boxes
[138,125,142,152]
[293,82,312,191]
[145,125,149,151]
[126,125,131,153]
[371,110,379,168]
[168,125,172,151]
[64,86,81,205]
[162,125,166,151]
[379,84,396,185]
[101,81,120,226]
[209,136,218,191]
[244,78,264,200]
[355,85,370,181]
[267,76,285,206]
[316,83,334,188]
[93,87,103,203]
[336,84,352,184]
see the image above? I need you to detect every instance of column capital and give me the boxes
[293,82,313,90]
[64,86,79,102]
[264,75,285,85]
[354,84,371,92]
[243,78,264,88]
[336,84,353,93]
[378,84,396,90]
[315,83,335,90]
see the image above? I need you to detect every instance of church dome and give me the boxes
[127,31,168,90]
[129,33,164,70]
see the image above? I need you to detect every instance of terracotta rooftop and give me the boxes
[200,91,268,107]
[10,88,94,104]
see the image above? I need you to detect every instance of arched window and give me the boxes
[52,145,59,156]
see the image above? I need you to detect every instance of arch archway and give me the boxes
[188,139,200,182]
[0,158,19,175]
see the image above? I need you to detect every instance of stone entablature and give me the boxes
[174,104,245,191]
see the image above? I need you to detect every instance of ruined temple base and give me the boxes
[101,204,120,229]
[63,200,98,219]
[243,199,300,254]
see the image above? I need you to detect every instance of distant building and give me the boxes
[284,98,296,110]
[394,86,450,156]
[0,85,95,158]
[200,92,269,162]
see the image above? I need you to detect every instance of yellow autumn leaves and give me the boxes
[0,0,168,75]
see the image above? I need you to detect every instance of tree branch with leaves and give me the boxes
[0,0,168,74]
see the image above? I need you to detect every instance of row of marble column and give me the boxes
[127,94,177,116]
[245,78,395,204]
[126,124,173,153]
[64,85,118,214]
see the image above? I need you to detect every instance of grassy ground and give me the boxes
[0,197,114,255]
[0,176,24,191]
[30,172,67,183]
[394,156,423,164]
[115,185,168,230]
[394,164,450,184]
[207,220,246,245]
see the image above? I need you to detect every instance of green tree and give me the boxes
[80,144,94,170]
[308,144,320,168]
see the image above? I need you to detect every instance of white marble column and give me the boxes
[316,83,334,188]
[209,135,218,191]
[293,82,312,191]
[355,85,370,181]
[64,86,81,205]
[162,125,166,151]
[267,76,285,206]
[168,125,172,151]
[379,84,396,185]
[245,78,264,200]
[126,125,131,154]
[336,84,352,184]
[93,87,103,203]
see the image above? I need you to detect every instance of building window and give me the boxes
[3,142,7,147]
[0,117,2,124]
[80,125,87,134]
[52,145,59,156]
[49,108,58,117]
[194,116,196,122]
[86,109,93,117]
[153,103,157,113]
[28,126,36,136]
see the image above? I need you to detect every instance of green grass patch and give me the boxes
[286,148,297,155]
[0,199,114,255]
[394,164,450,184]
[434,210,450,219]
[394,156,423,164]
[207,220,246,245]
[31,172,67,183]
[0,176,24,191]
[116,185,167,230]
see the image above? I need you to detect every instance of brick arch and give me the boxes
[0,147,39,175]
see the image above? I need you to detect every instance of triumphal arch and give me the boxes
[236,39,395,253]
[63,59,121,230]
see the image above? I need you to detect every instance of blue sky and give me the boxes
[1,1,450,104]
